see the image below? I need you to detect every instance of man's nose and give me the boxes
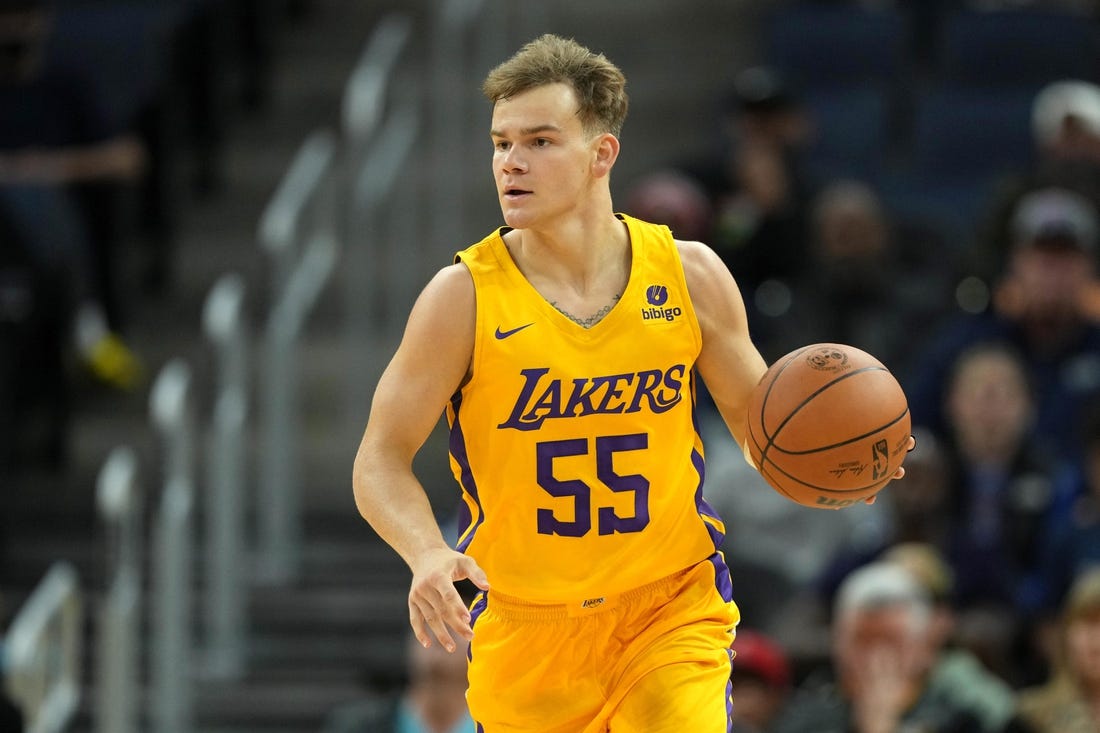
[499,147,525,172]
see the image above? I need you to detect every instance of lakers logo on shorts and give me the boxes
[581,597,605,609]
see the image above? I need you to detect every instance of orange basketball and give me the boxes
[746,343,911,509]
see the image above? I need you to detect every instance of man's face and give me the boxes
[1010,240,1094,322]
[1067,612,1100,689]
[489,82,605,230]
[946,349,1032,458]
[834,605,930,695]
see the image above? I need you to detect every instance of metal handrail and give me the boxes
[201,273,249,677]
[258,129,338,295]
[257,122,339,583]
[342,12,413,146]
[95,446,141,733]
[4,562,82,733]
[149,359,195,733]
[258,228,338,583]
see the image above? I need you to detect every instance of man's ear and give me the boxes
[592,133,620,178]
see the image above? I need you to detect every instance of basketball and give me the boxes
[746,343,911,509]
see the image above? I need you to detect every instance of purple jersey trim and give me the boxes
[708,552,734,603]
[725,656,735,731]
[449,391,484,553]
[687,371,725,550]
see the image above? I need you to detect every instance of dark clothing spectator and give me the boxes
[771,669,987,733]
[905,188,1100,464]
[905,313,1100,463]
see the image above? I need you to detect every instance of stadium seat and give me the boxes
[937,9,1100,89]
[880,85,1037,248]
[909,86,1036,184]
[764,4,909,88]
[800,85,892,185]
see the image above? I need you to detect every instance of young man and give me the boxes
[352,34,906,731]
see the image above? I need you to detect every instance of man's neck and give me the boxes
[505,211,629,293]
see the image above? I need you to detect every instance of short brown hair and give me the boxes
[482,34,629,137]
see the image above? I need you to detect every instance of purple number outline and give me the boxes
[596,433,650,535]
[535,433,651,537]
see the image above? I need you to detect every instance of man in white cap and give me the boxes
[906,185,1100,464]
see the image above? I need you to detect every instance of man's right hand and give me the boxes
[409,547,490,653]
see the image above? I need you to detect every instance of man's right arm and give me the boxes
[352,262,488,651]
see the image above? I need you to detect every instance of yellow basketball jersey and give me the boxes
[448,214,725,602]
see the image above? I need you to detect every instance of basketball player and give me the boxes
[352,34,910,732]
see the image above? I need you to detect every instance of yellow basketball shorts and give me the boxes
[466,553,740,733]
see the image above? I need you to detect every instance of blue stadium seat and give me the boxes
[909,86,1036,183]
[938,9,1100,89]
[880,85,1037,247]
[800,85,892,185]
[764,4,909,88]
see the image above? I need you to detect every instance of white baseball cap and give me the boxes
[1011,187,1099,252]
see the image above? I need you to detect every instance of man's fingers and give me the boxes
[425,613,458,652]
[410,604,433,648]
[410,580,475,651]
[457,557,491,591]
[407,550,488,652]
[411,600,461,652]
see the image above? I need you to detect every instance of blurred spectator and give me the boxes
[1032,80,1100,173]
[730,629,793,733]
[771,561,1005,733]
[676,65,815,301]
[0,0,145,394]
[1003,567,1100,733]
[324,630,474,733]
[750,178,953,365]
[905,186,1100,464]
[939,342,1070,607]
[623,168,713,242]
[0,196,68,470]
[767,428,956,674]
[978,80,1100,281]
[887,543,1017,733]
[1034,404,1100,618]
[0,188,143,392]
[934,341,1076,683]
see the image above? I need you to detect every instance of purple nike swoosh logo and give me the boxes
[494,323,534,339]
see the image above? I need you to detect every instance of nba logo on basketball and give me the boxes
[871,438,889,480]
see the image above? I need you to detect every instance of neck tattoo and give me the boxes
[550,294,621,329]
